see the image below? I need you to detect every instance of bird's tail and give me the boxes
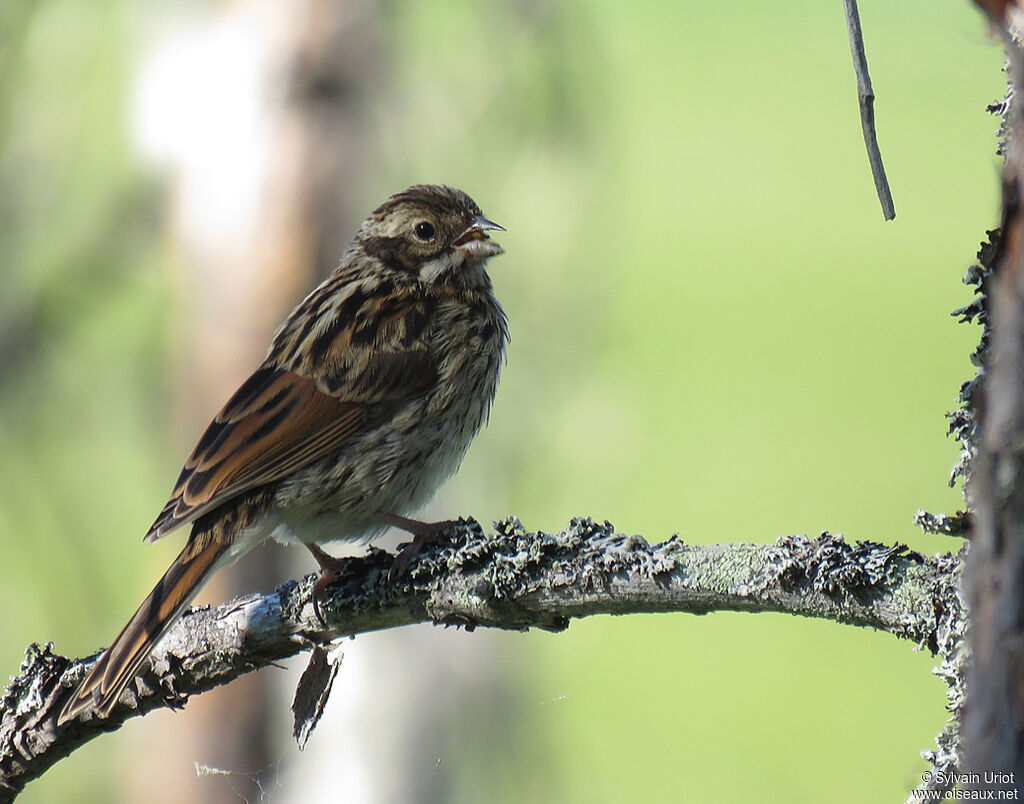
[58,540,229,725]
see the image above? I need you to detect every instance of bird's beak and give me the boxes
[453,215,505,258]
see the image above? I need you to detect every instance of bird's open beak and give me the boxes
[453,215,505,259]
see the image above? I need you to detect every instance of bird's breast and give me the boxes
[272,289,507,544]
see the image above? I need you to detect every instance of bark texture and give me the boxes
[0,518,962,803]
[963,3,1024,796]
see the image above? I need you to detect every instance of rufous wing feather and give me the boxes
[146,351,436,542]
[57,540,228,724]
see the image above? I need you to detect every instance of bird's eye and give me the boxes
[414,221,436,241]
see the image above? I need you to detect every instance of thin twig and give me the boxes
[842,0,896,220]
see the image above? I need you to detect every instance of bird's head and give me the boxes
[356,185,504,286]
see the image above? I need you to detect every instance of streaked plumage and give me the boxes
[59,185,507,724]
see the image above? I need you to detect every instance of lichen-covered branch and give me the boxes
[0,518,962,802]
[964,2,1024,795]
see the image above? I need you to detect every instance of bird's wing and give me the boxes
[145,293,436,542]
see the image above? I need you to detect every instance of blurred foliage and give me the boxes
[0,0,1005,802]
[0,1,171,799]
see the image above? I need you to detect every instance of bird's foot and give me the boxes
[306,544,350,626]
[380,513,463,583]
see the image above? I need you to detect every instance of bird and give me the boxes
[57,184,508,725]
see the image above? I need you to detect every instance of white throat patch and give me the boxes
[418,253,459,283]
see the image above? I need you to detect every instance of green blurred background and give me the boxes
[0,0,1001,801]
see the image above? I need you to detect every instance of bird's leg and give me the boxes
[380,511,461,581]
[306,543,349,626]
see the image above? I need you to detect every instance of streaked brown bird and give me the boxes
[58,185,508,725]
